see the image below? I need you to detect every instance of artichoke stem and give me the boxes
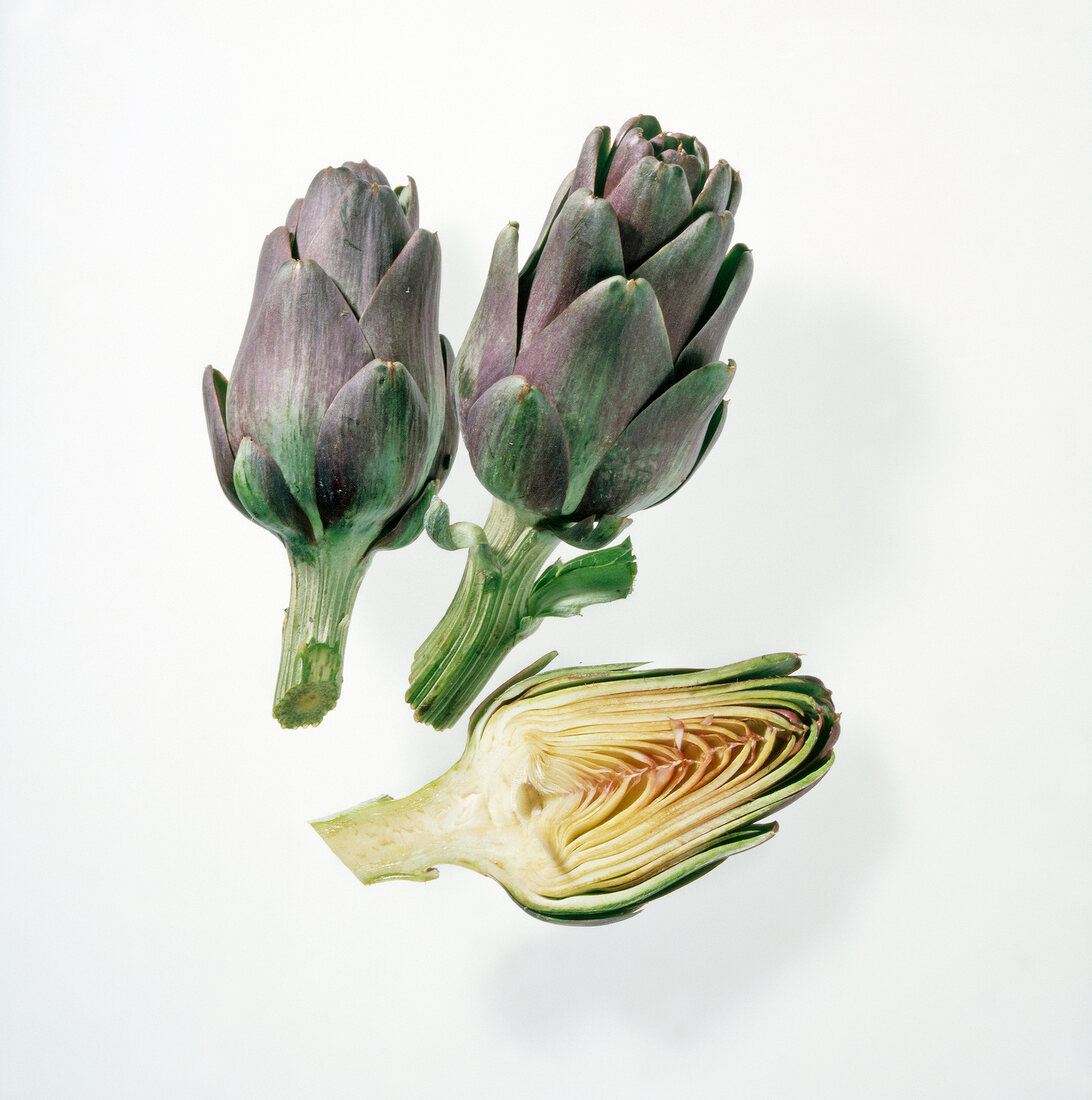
[311,765,485,884]
[273,538,370,728]
[407,499,557,729]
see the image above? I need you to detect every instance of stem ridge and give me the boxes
[407,500,558,729]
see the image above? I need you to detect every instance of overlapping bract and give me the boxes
[468,654,838,922]
[453,115,753,526]
[202,160,455,555]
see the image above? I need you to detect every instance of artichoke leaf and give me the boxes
[423,497,498,578]
[631,211,734,358]
[514,276,673,512]
[227,258,370,521]
[676,244,754,375]
[692,160,736,219]
[314,359,431,530]
[465,376,571,517]
[580,360,734,517]
[395,176,419,230]
[536,512,632,551]
[304,179,413,318]
[454,223,520,420]
[371,479,436,553]
[527,538,637,620]
[358,228,444,453]
[232,436,317,547]
[201,366,247,517]
[570,125,611,194]
[521,190,625,344]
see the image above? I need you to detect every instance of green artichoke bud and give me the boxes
[319,654,837,923]
[408,116,750,729]
[203,160,455,728]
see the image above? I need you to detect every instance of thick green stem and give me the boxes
[273,538,370,728]
[407,500,557,729]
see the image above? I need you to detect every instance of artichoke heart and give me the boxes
[314,653,838,923]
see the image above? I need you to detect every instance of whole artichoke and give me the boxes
[456,113,752,523]
[408,116,752,729]
[317,653,837,923]
[203,160,455,728]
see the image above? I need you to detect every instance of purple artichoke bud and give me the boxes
[409,117,753,731]
[454,116,753,528]
[202,160,455,728]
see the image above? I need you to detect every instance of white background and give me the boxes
[2,0,1089,1096]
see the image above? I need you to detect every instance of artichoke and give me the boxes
[203,160,455,728]
[316,653,837,923]
[408,115,752,728]
[458,114,751,521]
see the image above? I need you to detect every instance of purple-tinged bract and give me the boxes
[453,116,752,529]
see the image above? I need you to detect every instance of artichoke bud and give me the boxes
[202,158,455,727]
[458,115,753,527]
[316,654,838,922]
[408,117,754,732]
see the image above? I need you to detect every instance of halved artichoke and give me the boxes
[313,653,838,923]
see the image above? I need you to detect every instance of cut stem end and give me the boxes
[273,642,343,727]
[272,538,370,729]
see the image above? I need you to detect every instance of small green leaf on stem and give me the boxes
[528,538,638,619]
